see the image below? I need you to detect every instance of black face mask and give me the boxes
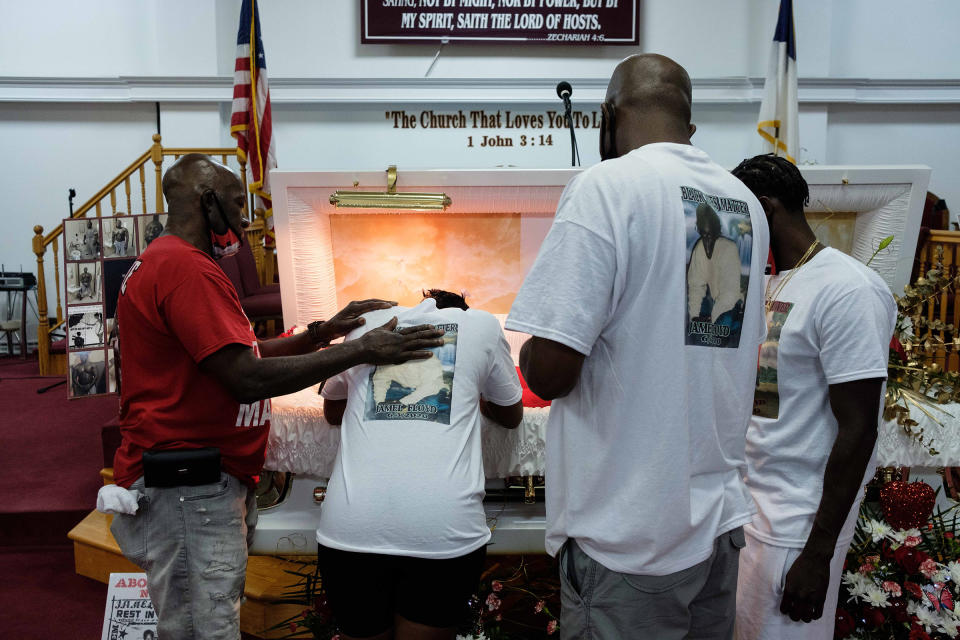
[600,101,618,161]
[205,191,244,259]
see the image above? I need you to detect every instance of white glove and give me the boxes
[96,484,142,515]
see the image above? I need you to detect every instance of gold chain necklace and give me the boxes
[765,240,821,312]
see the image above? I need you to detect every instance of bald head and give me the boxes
[601,54,695,155]
[162,153,240,209]
[158,153,248,254]
[608,54,692,122]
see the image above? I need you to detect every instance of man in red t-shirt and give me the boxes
[109,153,445,640]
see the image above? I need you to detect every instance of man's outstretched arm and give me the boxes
[201,318,444,404]
[780,377,884,623]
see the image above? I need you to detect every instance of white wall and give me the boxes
[827,104,960,211]
[829,1,960,78]
[1,0,959,349]
[0,101,221,345]
[0,0,219,77]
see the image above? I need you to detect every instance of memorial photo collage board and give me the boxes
[62,213,168,398]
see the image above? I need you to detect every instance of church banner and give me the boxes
[361,0,639,45]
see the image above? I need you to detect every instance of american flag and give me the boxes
[757,0,798,164]
[231,0,276,241]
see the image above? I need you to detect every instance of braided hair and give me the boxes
[731,154,809,214]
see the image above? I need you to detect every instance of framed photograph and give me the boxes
[64,218,102,261]
[66,261,102,304]
[137,214,167,253]
[67,305,105,349]
[69,349,107,397]
[103,216,137,259]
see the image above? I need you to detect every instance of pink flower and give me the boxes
[904,536,922,548]
[866,555,881,564]
[547,620,558,635]
[535,599,545,613]
[883,581,903,597]
[491,580,503,592]
[859,563,874,574]
[486,593,501,611]
[920,558,939,579]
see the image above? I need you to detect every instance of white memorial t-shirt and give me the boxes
[316,299,522,559]
[506,143,770,576]
[747,247,896,547]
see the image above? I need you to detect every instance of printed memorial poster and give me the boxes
[753,300,794,419]
[101,573,159,640]
[682,186,754,348]
[365,323,458,424]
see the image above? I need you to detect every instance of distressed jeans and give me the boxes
[111,473,257,640]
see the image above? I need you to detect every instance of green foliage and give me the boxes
[886,246,960,453]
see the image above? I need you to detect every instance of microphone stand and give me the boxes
[557,85,580,167]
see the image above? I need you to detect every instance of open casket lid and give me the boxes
[271,164,931,330]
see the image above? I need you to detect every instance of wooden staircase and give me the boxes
[30,134,275,376]
[69,469,312,639]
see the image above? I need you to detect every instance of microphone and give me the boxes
[556,81,572,109]
[555,81,579,167]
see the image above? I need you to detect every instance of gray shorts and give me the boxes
[110,473,257,640]
[559,528,745,640]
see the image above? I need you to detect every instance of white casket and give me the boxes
[251,164,932,556]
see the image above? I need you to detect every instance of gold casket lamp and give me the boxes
[329,165,452,211]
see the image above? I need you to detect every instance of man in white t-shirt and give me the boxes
[317,291,523,640]
[506,54,769,639]
[731,154,896,639]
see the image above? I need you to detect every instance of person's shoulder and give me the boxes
[344,305,409,341]
[139,237,224,287]
[463,308,500,329]
[576,149,659,187]
[368,306,404,327]
[816,249,894,303]
[821,249,884,283]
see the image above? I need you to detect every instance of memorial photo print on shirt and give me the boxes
[754,300,794,419]
[683,186,753,348]
[365,323,458,423]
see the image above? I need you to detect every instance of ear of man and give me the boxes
[757,195,776,218]
[200,189,226,233]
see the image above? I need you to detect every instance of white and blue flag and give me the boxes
[758,0,798,163]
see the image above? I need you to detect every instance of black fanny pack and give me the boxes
[142,447,221,488]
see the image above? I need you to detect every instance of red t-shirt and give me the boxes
[112,236,270,488]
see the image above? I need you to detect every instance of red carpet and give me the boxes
[0,355,264,638]
[0,356,117,516]
[0,545,108,639]
[0,355,116,638]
